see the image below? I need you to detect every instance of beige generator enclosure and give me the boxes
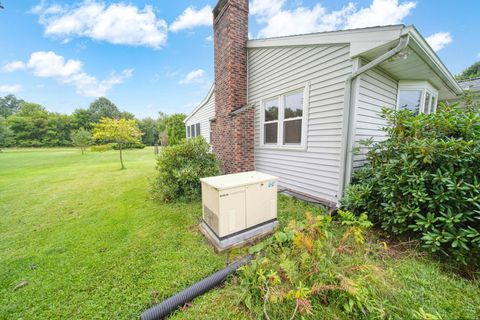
[199,171,279,251]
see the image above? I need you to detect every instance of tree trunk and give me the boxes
[119,146,125,169]
[81,147,84,155]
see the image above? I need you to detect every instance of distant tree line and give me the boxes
[0,94,186,149]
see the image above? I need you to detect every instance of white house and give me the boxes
[185,0,462,207]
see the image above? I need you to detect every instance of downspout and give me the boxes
[338,34,410,201]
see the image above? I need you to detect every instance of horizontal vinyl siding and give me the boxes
[185,93,215,143]
[353,67,398,168]
[248,44,351,204]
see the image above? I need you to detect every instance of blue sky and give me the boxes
[0,0,478,118]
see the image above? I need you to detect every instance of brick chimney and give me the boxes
[211,0,254,174]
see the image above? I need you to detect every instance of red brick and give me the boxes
[212,0,254,174]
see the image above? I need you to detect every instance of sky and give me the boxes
[0,0,479,119]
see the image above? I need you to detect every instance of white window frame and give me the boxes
[259,83,310,150]
[396,81,439,114]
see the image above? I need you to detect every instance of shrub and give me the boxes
[342,103,480,264]
[111,141,145,150]
[152,137,220,202]
[240,209,377,319]
[90,144,113,152]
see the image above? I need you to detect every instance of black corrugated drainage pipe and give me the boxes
[140,255,253,320]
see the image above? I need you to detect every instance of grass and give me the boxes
[0,148,227,319]
[1,148,479,319]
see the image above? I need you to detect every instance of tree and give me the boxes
[71,129,93,154]
[0,118,14,152]
[456,61,480,80]
[165,114,186,146]
[92,118,143,169]
[0,95,24,118]
[88,97,121,123]
[72,108,93,130]
[138,117,159,145]
[120,111,136,120]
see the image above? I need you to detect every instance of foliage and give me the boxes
[0,118,14,151]
[70,128,93,154]
[72,108,93,130]
[456,61,480,80]
[239,209,382,319]
[6,102,74,147]
[164,113,186,146]
[111,141,146,150]
[152,137,220,202]
[342,103,480,265]
[138,117,159,145]
[90,144,114,152]
[88,97,121,123]
[0,94,24,118]
[460,87,480,113]
[92,118,143,169]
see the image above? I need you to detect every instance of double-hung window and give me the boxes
[261,86,308,149]
[397,81,439,115]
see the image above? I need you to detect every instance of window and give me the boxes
[264,98,279,144]
[186,123,201,138]
[196,123,201,137]
[397,81,438,115]
[261,87,307,148]
[283,92,303,144]
[398,90,422,115]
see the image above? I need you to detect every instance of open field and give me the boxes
[0,148,239,319]
[1,148,479,319]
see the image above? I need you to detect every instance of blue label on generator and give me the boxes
[268,182,275,188]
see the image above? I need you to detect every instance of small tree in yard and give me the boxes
[71,128,93,154]
[93,118,142,169]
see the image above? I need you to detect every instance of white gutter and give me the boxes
[337,34,410,202]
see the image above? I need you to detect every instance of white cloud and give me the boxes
[205,35,213,42]
[32,1,168,49]
[250,0,416,38]
[2,61,26,72]
[179,69,206,85]
[425,32,452,52]
[0,84,22,94]
[345,0,416,29]
[170,5,212,32]
[3,51,132,97]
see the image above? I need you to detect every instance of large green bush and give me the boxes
[152,137,220,202]
[342,103,480,264]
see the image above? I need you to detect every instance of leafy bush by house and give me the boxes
[152,136,220,202]
[342,103,480,264]
[239,209,381,319]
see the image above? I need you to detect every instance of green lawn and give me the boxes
[1,148,479,319]
[0,148,235,319]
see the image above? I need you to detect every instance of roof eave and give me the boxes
[184,84,215,123]
[401,25,463,95]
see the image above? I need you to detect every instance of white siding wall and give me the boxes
[185,92,215,143]
[248,44,352,204]
[352,66,398,168]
